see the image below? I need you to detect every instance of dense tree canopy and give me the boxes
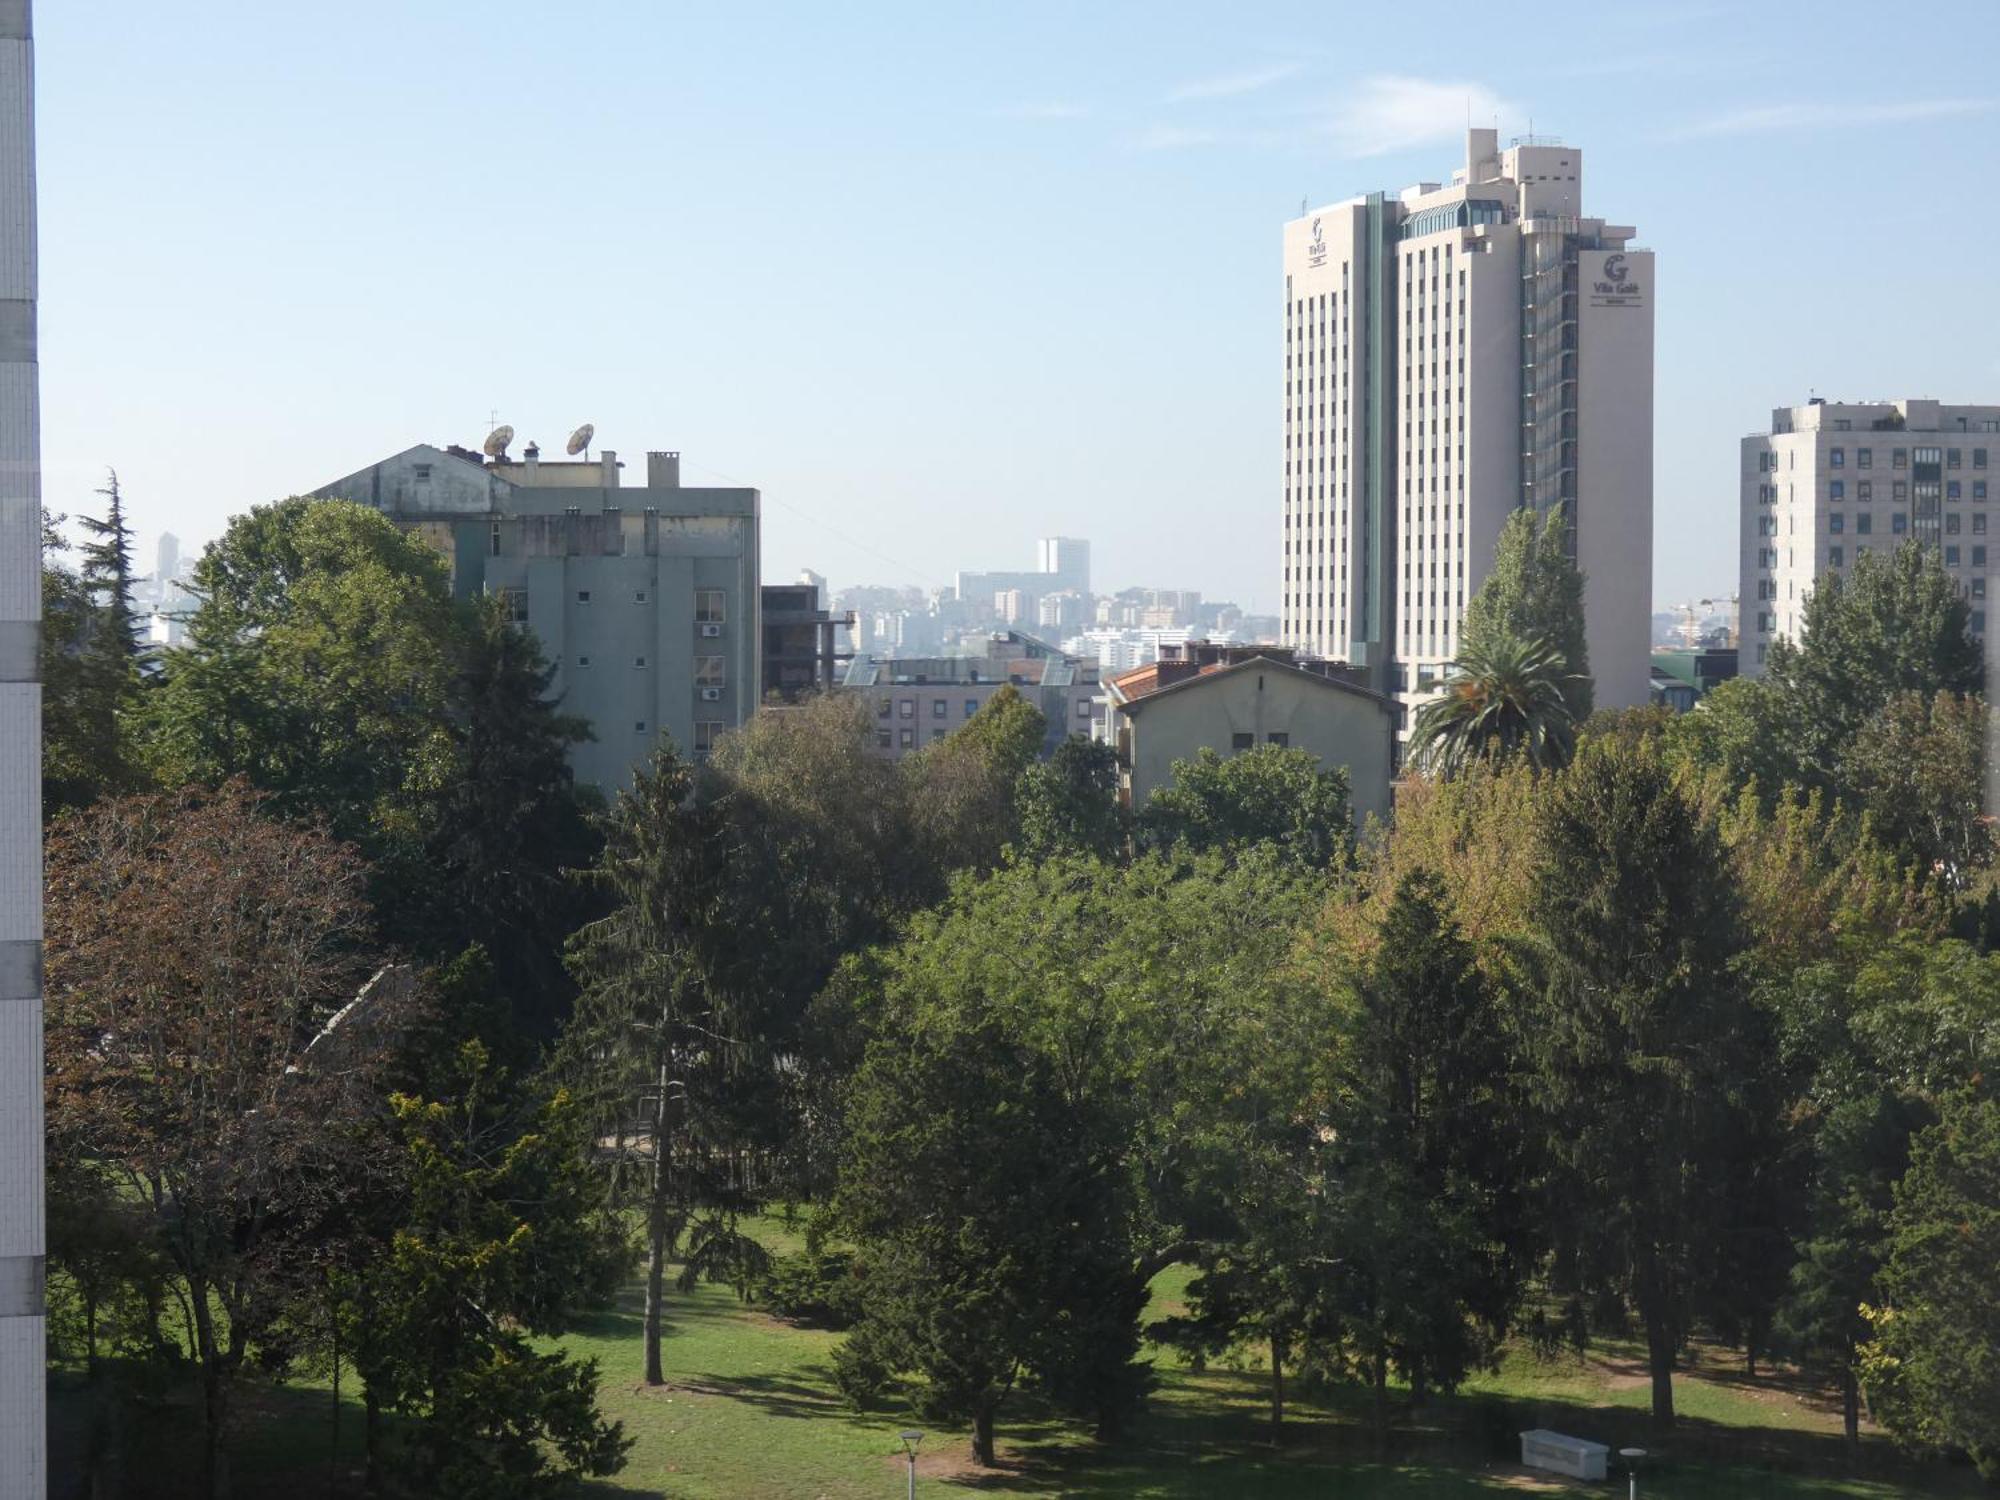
[1140,743,1354,867]
[1459,502,1592,718]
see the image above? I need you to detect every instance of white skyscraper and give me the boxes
[1281,129,1654,727]
[1740,399,1998,673]
[0,2,42,1494]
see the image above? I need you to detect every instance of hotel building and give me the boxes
[1281,129,1654,727]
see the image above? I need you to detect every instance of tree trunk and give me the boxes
[1269,1324,1288,1434]
[1372,1346,1389,1447]
[327,1308,341,1500]
[1643,1310,1677,1429]
[1842,1366,1860,1446]
[189,1283,230,1500]
[972,1400,997,1467]
[643,1053,672,1387]
[363,1383,382,1498]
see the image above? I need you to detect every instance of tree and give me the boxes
[902,684,1048,871]
[1408,630,1578,778]
[356,1040,632,1497]
[1140,743,1353,867]
[832,859,1162,1462]
[1765,541,1982,795]
[1321,870,1528,1433]
[1460,502,1592,718]
[43,783,392,1499]
[1840,689,1990,890]
[76,468,143,670]
[1523,734,1778,1427]
[1863,1091,2000,1479]
[39,506,110,814]
[1663,675,1800,801]
[1015,734,1126,861]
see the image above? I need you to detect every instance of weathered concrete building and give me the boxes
[315,442,759,791]
[0,4,42,1492]
[841,630,1101,758]
[1101,642,1400,827]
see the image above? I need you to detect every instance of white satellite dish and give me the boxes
[483,424,515,459]
[566,423,595,457]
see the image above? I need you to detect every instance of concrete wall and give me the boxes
[0,3,41,1493]
[1120,668,1396,827]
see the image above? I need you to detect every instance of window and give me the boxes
[1977,545,1990,567]
[414,463,432,481]
[931,699,947,718]
[1858,448,1873,469]
[1857,514,1873,534]
[898,727,915,748]
[898,699,914,719]
[876,730,892,749]
[694,721,723,758]
[1858,481,1872,501]
[1948,449,1962,469]
[1077,700,1092,717]
[576,589,592,604]
[1948,513,1962,535]
[694,589,726,624]
[1894,448,1908,468]
[1830,447,1845,468]
[1231,732,1255,752]
[877,697,891,717]
[635,590,648,603]
[1893,513,1908,535]
[1978,482,1990,501]
[1976,578,1989,601]
[634,720,648,734]
[1267,732,1290,747]
[931,728,947,742]
[695,656,725,686]
[1949,481,1963,500]
[1976,448,1989,469]
[1894,481,1909,501]
[1829,513,1844,533]
[1947,545,1962,567]
[1974,612,1987,634]
[1829,546,1844,568]
[499,585,528,623]
[1830,480,1845,500]
[634,655,648,668]
[965,699,979,717]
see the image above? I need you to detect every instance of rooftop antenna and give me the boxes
[483,423,515,460]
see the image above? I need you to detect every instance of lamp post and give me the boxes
[898,1430,924,1500]
[1618,1446,1647,1500]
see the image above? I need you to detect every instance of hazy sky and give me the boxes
[35,1,2000,614]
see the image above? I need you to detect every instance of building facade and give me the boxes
[761,580,853,703]
[841,630,1101,758]
[1740,399,1997,673]
[1281,129,1653,727]
[956,535,1092,620]
[1100,643,1399,827]
[0,4,41,1492]
[315,443,760,791]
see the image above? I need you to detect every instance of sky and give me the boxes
[34,0,2000,616]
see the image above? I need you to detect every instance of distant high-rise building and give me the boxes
[1036,536,1090,595]
[1281,129,1653,727]
[1740,399,1997,674]
[0,5,42,1494]
[956,536,1091,622]
[156,530,180,583]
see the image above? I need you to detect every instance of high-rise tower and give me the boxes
[1280,129,1653,728]
[0,1,42,1494]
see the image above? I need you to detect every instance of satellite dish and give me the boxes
[483,424,515,459]
[566,423,595,457]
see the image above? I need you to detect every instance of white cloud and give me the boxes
[1318,76,1513,158]
[995,101,1090,121]
[1667,97,1995,139]
[1167,62,1302,103]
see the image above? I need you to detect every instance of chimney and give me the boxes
[523,440,540,479]
[647,450,681,489]
[600,449,620,488]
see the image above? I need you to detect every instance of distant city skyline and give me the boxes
[33,1,2000,615]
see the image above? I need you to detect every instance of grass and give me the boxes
[50,1214,1988,1498]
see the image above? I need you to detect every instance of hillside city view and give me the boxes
[5,4,2000,1498]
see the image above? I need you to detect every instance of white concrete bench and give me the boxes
[1519,1428,1610,1480]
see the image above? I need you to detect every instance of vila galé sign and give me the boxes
[1589,252,1642,307]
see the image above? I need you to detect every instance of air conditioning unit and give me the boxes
[699,622,722,638]
[699,686,722,702]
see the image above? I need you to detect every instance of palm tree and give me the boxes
[1408,630,1578,778]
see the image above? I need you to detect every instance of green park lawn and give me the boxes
[50,1215,1986,1499]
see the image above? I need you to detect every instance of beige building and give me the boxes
[1101,643,1399,827]
[1282,129,1653,729]
[1741,398,1997,673]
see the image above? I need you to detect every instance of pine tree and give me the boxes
[1461,503,1593,719]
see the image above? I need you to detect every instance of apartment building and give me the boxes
[842,630,1101,758]
[1282,128,1653,726]
[315,442,760,791]
[0,5,41,1492]
[1741,398,1998,672]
